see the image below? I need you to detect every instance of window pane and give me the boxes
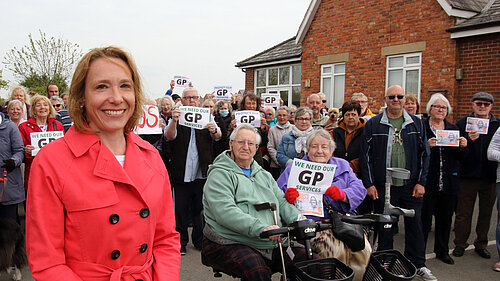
[389,56,403,68]
[292,86,301,107]
[388,70,403,87]
[292,65,301,84]
[405,70,419,95]
[322,77,332,98]
[406,56,420,65]
[334,64,345,74]
[279,67,290,85]
[256,88,266,96]
[333,75,345,108]
[257,70,266,87]
[280,90,289,106]
[322,66,332,74]
[268,68,278,86]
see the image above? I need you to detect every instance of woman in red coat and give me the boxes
[18,94,64,189]
[26,47,180,280]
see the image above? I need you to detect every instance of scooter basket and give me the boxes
[362,250,416,281]
[294,258,354,281]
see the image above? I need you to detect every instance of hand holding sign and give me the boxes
[174,76,191,88]
[179,106,211,129]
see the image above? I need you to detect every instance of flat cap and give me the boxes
[472,92,494,103]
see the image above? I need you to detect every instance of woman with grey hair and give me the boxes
[276,107,313,169]
[7,100,26,126]
[422,93,467,265]
[267,106,292,179]
[277,129,369,277]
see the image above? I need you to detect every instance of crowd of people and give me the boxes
[0,46,499,281]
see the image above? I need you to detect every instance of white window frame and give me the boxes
[385,52,422,101]
[320,63,346,109]
[254,64,301,107]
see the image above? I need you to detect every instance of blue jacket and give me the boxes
[276,155,367,220]
[276,132,298,168]
[360,110,430,189]
[0,112,25,205]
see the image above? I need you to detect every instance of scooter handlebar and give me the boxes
[260,227,290,238]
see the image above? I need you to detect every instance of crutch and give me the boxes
[254,202,287,281]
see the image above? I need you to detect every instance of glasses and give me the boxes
[233,139,257,147]
[54,104,62,108]
[431,105,447,111]
[296,117,311,122]
[387,95,404,100]
[474,101,491,107]
[322,100,327,103]
[183,96,199,101]
[358,100,368,104]
[266,113,274,116]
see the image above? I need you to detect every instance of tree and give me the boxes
[3,30,82,94]
[0,69,7,89]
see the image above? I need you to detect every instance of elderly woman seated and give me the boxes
[202,124,309,280]
[277,129,369,280]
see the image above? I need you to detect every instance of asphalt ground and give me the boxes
[1,199,498,281]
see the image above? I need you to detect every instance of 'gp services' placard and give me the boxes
[179,106,211,129]
[287,159,336,217]
[235,110,261,128]
[30,131,64,156]
[214,86,232,100]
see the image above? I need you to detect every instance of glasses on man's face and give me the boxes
[431,105,447,111]
[183,96,199,101]
[474,101,491,107]
[322,100,327,103]
[296,117,311,122]
[233,139,257,148]
[387,95,404,100]
[54,104,62,108]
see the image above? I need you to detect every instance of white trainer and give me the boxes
[416,266,437,281]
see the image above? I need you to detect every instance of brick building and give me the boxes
[236,0,500,121]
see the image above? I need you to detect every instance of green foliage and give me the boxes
[3,30,82,93]
[0,69,7,89]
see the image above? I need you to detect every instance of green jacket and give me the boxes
[203,150,302,249]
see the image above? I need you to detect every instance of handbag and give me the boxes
[323,197,365,252]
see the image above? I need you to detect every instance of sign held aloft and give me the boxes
[261,93,280,107]
[179,106,211,129]
[214,86,232,100]
[174,76,191,88]
[235,110,261,128]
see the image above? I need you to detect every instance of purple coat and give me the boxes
[277,155,367,220]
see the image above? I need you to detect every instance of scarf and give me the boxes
[291,125,313,154]
[276,121,290,130]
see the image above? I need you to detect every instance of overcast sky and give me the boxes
[0,0,310,100]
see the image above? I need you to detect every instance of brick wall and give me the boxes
[456,33,500,119]
[300,0,460,120]
[244,69,255,93]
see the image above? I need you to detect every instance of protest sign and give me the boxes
[261,93,280,107]
[214,86,232,100]
[30,131,64,156]
[173,76,191,88]
[135,105,162,135]
[179,106,210,129]
[436,130,460,147]
[466,117,489,134]
[287,159,336,217]
[235,110,261,128]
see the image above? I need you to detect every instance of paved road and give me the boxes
[2,200,498,281]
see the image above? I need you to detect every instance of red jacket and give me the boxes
[18,117,64,189]
[26,127,180,281]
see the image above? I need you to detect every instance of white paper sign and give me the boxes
[214,86,232,100]
[179,106,210,129]
[235,110,261,128]
[261,93,280,107]
[173,76,191,88]
[436,130,460,147]
[287,159,336,217]
[466,117,489,134]
[30,131,64,156]
[135,105,162,135]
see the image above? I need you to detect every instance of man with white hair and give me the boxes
[165,87,221,255]
[352,92,376,120]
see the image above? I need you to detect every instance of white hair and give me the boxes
[229,123,261,145]
[426,93,452,116]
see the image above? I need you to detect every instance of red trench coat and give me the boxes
[26,127,180,281]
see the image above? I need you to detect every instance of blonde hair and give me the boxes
[68,46,145,133]
[9,86,29,103]
[30,94,56,119]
